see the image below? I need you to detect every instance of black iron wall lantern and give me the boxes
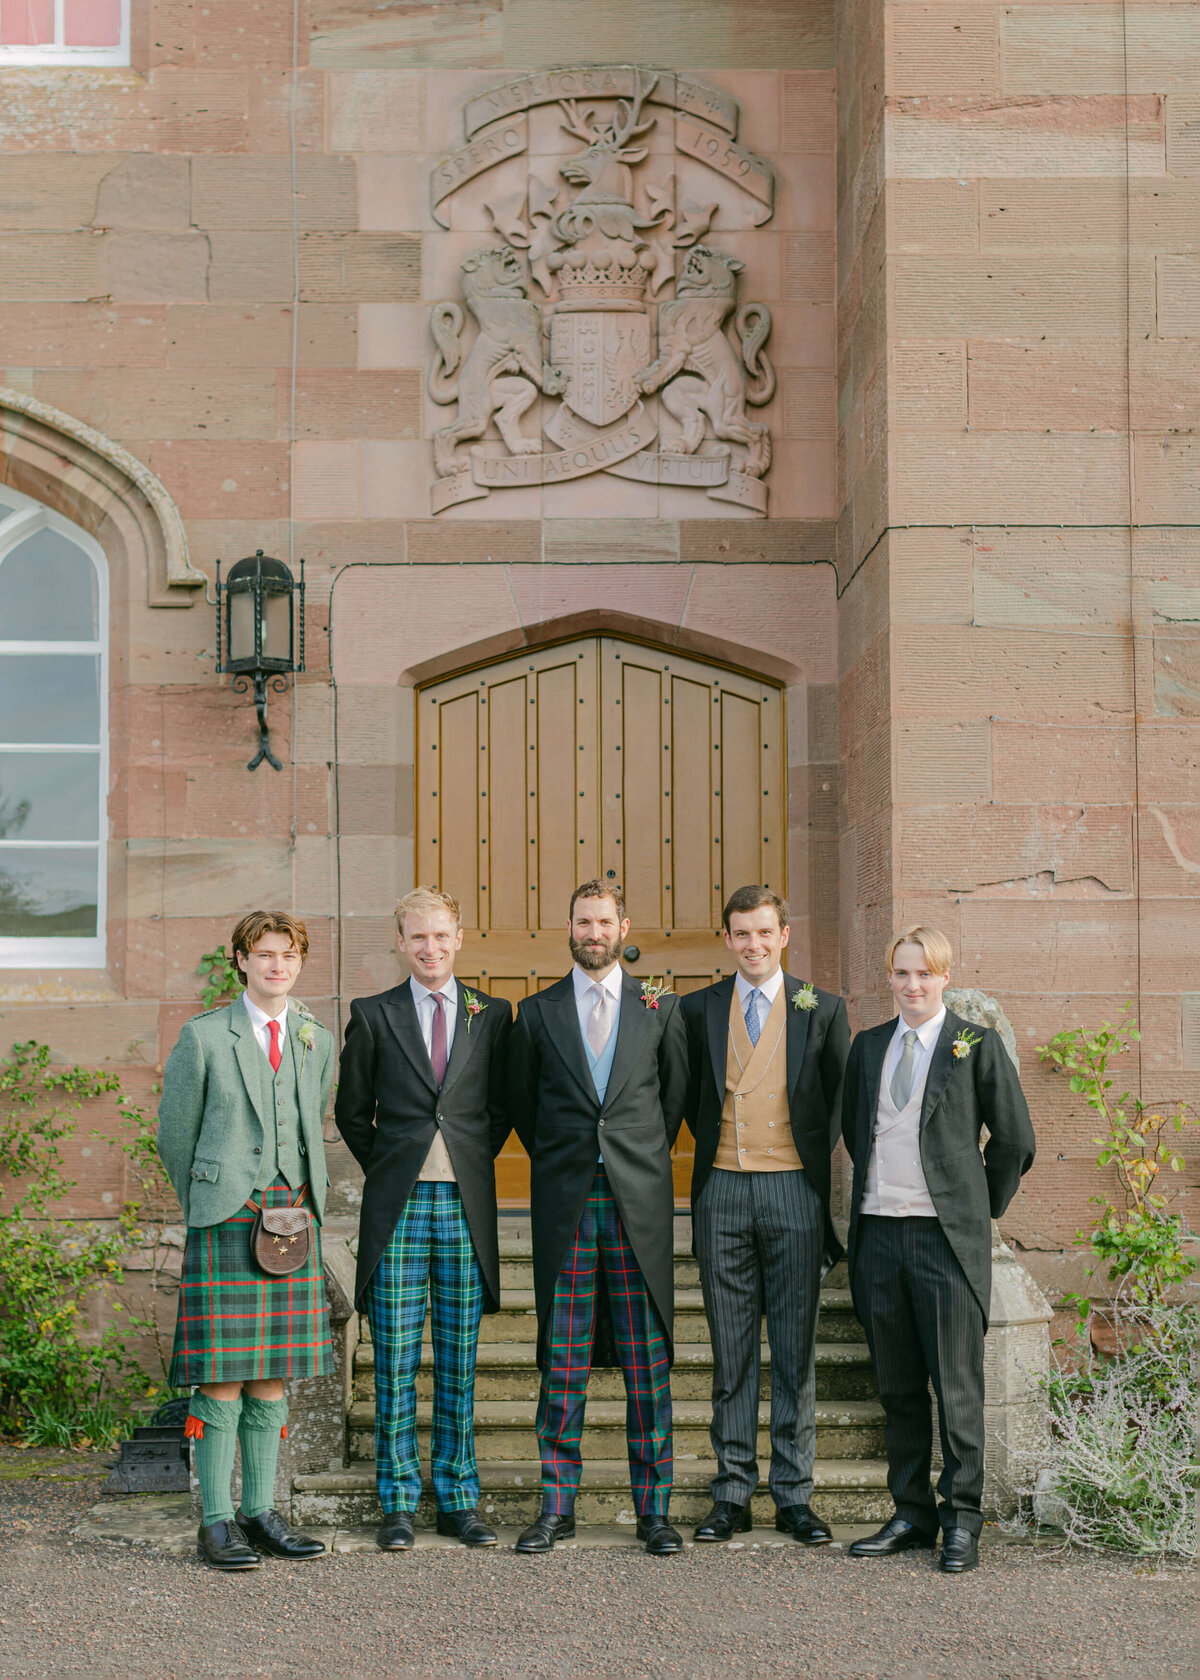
[215,550,305,771]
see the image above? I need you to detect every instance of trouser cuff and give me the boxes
[940,1505,983,1537]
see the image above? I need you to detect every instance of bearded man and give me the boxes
[507,880,689,1555]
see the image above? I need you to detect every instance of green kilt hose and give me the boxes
[170,1179,334,1387]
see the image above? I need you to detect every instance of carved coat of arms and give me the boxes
[427,67,776,516]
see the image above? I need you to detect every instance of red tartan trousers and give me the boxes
[536,1166,673,1517]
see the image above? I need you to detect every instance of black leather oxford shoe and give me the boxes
[775,1503,832,1545]
[636,1516,683,1555]
[236,1508,326,1560]
[436,1508,498,1548]
[377,1511,416,1551]
[515,1511,575,1553]
[694,1501,752,1542]
[939,1527,980,1573]
[848,1515,938,1558]
[197,1519,261,1572]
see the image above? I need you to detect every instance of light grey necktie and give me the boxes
[744,988,762,1048]
[587,984,613,1058]
[890,1028,919,1110]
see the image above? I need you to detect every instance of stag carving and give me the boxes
[553,70,669,249]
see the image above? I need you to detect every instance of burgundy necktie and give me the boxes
[267,1018,282,1074]
[430,991,448,1085]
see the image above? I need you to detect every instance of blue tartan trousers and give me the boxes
[365,1180,485,1515]
[537,1166,673,1518]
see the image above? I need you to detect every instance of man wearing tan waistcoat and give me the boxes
[681,886,849,1544]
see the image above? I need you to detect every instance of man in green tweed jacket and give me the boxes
[158,910,336,1572]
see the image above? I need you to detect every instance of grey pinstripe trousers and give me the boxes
[694,1167,824,1507]
[855,1214,986,1536]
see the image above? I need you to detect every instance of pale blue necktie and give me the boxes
[744,988,762,1048]
[890,1028,919,1110]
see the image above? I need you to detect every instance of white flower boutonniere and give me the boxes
[791,983,818,1012]
[952,1029,982,1061]
[640,978,674,1009]
[463,989,487,1033]
[293,1001,319,1073]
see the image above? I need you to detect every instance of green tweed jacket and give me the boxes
[157,998,336,1228]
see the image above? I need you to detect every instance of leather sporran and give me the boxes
[246,1192,312,1276]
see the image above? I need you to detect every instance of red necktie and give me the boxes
[430,992,448,1085]
[268,1018,282,1074]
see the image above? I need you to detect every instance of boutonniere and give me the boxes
[791,983,818,1012]
[293,1001,319,1073]
[640,978,673,1009]
[952,1029,981,1061]
[462,989,487,1033]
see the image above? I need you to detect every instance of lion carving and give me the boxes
[635,246,774,477]
[428,246,565,477]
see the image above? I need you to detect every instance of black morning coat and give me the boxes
[334,980,513,1312]
[680,972,851,1270]
[841,1008,1037,1327]
[507,970,690,1370]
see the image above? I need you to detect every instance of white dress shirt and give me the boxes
[409,974,458,1182]
[410,973,458,1060]
[572,961,623,1040]
[734,966,785,1041]
[573,963,623,1162]
[243,991,288,1062]
[861,1007,945,1217]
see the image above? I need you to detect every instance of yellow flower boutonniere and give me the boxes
[952,1030,982,1061]
[791,983,818,1012]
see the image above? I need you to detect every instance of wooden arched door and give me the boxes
[416,635,786,1204]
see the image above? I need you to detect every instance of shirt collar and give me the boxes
[243,991,288,1033]
[735,967,785,1006]
[410,974,458,1008]
[572,963,624,1001]
[892,1006,946,1051]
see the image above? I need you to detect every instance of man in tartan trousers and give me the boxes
[336,887,512,1550]
[508,880,690,1555]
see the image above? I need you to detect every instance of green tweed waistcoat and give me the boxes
[251,1020,306,1192]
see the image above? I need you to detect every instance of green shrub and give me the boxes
[1011,1009,1200,1558]
[0,1041,163,1445]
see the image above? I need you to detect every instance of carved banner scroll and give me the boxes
[427,66,777,517]
[463,66,739,141]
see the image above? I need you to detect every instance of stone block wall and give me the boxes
[0,1,843,1230]
[838,0,1200,1286]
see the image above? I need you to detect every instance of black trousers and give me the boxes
[855,1214,986,1536]
[694,1167,824,1506]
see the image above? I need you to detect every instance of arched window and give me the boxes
[0,487,107,968]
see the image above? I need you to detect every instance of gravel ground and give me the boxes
[0,1456,1194,1680]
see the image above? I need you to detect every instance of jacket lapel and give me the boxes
[859,1022,890,1155]
[381,981,438,1095]
[439,983,481,1097]
[287,1002,318,1121]
[229,999,268,1129]
[919,1010,961,1132]
[783,971,811,1103]
[601,972,654,1112]
[541,974,599,1107]
[704,976,735,1095]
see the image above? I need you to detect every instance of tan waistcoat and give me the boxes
[713,985,803,1172]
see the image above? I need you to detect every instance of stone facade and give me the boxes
[0,0,1195,1317]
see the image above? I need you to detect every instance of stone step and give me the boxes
[346,1397,887,1464]
[495,1245,851,1294]
[291,1456,893,1530]
[356,1288,866,1349]
[352,1340,878,1404]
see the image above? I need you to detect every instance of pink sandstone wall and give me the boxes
[837,0,1200,1297]
[0,1,844,1229]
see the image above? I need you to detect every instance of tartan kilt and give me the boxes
[169,1178,334,1386]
